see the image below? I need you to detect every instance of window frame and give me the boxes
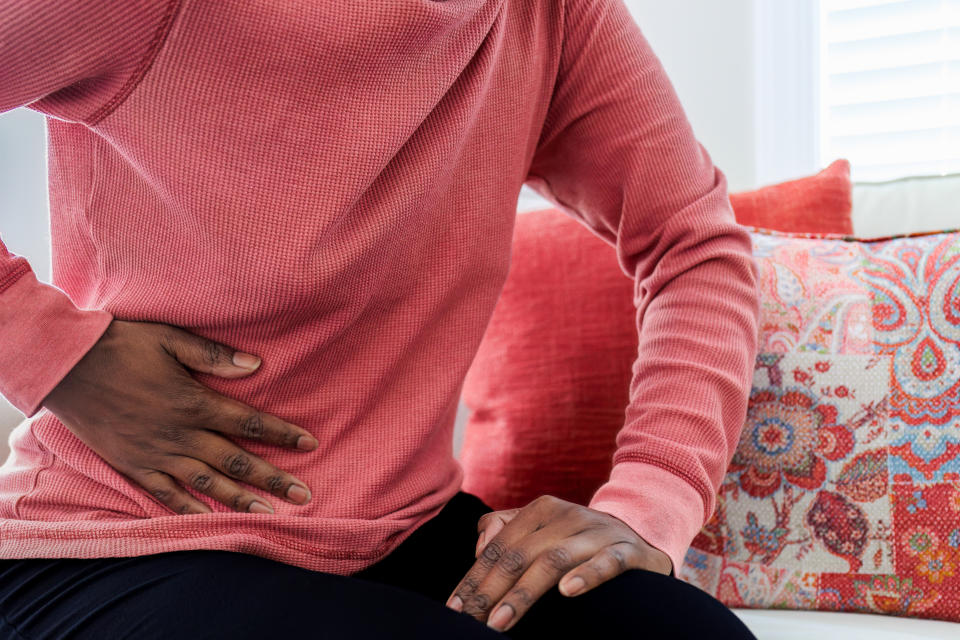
[753,0,823,187]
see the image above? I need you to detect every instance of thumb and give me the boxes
[476,508,520,557]
[158,325,261,378]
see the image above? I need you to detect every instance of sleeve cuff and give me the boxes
[0,270,114,417]
[587,460,708,577]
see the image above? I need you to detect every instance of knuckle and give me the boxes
[464,591,491,616]
[168,388,208,421]
[156,423,191,446]
[543,546,573,572]
[533,494,558,508]
[457,576,481,599]
[188,470,214,493]
[221,452,253,479]
[150,487,173,503]
[585,560,606,580]
[177,503,192,515]
[497,548,527,577]
[508,586,534,607]
[531,494,551,508]
[608,544,632,572]
[238,412,265,440]
[479,539,506,567]
[202,340,228,367]
[265,475,286,495]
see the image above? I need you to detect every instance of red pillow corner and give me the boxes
[730,159,852,235]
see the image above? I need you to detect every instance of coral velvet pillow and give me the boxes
[729,159,853,235]
[459,206,960,621]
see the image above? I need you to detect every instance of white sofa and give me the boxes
[732,609,960,639]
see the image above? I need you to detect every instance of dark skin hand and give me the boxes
[445,495,673,633]
[42,318,318,515]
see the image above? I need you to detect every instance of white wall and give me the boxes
[0,108,48,457]
[518,0,761,211]
[0,0,766,462]
[624,0,759,193]
[0,108,49,280]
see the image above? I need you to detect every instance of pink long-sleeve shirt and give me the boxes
[0,0,759,576]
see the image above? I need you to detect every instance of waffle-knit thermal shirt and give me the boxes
[0,0,759,575]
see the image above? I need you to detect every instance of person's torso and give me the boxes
[1,0,563,560]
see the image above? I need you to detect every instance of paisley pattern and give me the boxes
[859,235,960,429]
[678,230,960,623]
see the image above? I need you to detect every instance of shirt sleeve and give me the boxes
[523,0,760,575]
[0,0,178,417]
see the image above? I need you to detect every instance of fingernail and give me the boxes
[286,483,311,504]
[232,352,261,370]
[296,435,318,451]
[475,531,486,556]
[488,604,514,631]
[446,595,463,612]
[248,500,274,514]
[560,576,585,596]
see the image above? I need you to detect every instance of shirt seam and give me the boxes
[0,263,31,295]
[530,0,568,152]
[612,452,713,523]
[10,419,55,520]
[0,517,413,561]
[85,0,184,126]
[3,443,444,561]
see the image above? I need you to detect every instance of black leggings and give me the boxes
[0,491,756,639]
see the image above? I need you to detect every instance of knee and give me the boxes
[592,569,754,637]
[507,569,756,639]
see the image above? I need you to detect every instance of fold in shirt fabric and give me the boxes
[0,0,759,576]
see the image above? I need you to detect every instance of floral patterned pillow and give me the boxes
[678,228,960,623]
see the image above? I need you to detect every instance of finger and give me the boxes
[162,455,278,514]
[459,516,601,628]
[192,390,318,451]
[486,534,607,633]
[192,432,312,505]
[157,325,262,378]
[135,468,214,515]
[557,541,643,598]
[447,498,557,613]
[476,508,520,557]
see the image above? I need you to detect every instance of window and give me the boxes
[820,0,960,181]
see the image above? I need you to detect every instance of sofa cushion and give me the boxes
[852,172,960,239]
[459,209,635,510]
[731,609,960,639]
[459,208,960,622]
[730,159,853,235]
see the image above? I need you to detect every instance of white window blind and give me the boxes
[820,0,960,181]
